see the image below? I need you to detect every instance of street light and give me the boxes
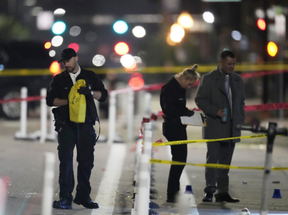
[177,12,193,29]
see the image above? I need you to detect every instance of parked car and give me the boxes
[0,41,57,120]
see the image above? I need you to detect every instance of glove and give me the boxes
[78,85,91,95]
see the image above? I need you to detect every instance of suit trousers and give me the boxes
[204,140,235,194]
[57,121,96,201]
[163,122,187,200]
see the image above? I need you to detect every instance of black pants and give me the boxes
[57,121,96,201]
[163,122,187,200]
[204,141,235,194]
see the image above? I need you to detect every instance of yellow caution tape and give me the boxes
[1,63,288,76]
[150,159,288,171]
[152,134,268,147]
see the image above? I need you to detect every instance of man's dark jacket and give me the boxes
[46,67,108,123]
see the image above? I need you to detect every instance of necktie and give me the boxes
[225,75,232,108]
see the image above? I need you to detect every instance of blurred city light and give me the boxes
[52,21,66,35]
[120,54,135,68]
[44,41,52,49]
[255,8,265,19]
[267,41,278,57]
[275,14,286,36]
[113,20,128,34]
[92,54,106,67]
[177,11,194,29]
[114,42,129,55]
[37,11,53,30]
[69,26,81,36]
[170,23,185,43]
[257,18,266,31]
[267,7,276,20]
[129,73,144,90]
[49,61,61,75]
[24,0,36,6]
[166,34,177,46]
[54,8,66,16]
[0,64,4,71]
[51,36,63,47]
[203,11,215,23]
[30,7,43,16]
[231,30,242,41]
[49,50,56,57]
[68,43,79,52]
[132,26,146,38]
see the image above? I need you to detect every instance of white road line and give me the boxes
[92,144,127,215]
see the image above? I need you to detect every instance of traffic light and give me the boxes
[113,20,128,34]
[267,41,278,57]
[257,18,266,31]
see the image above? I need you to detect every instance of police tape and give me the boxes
[0,96,44,104]
[152,134,268,147]
[244,102,288,111]
[1,64,288,76]
[157,102,288,117]
[150,159,288,171]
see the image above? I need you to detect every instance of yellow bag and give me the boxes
[68,79,86,123]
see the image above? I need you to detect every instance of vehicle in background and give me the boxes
[0,41,58,120]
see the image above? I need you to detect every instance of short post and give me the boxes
[0,177,9,215]
[41,153,55,215]
[14,87,28,138]
[46,107,56,141]
[40,88,47,143]
[127,89,134,142]
[137,154,150,215]
[107,91,117,144]
[260,122,277,215]
[137,122,153,215]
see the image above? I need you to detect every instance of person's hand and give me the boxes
[217,109,226,118]
[188,110,194,116]
[78,86,91,95]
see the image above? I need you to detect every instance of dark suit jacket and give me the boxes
[195,67,245,142]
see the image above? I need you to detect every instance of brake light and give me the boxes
[49,61,61,75]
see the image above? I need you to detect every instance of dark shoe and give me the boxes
[202,192,213,202]
[166,198,176,203]
[73,197,99,209]
[52,199,72,209]
[215,192,240,203]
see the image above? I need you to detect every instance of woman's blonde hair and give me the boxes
[175,64,200,80]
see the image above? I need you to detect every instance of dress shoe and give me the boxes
[215,192,240,203]
[166,198,176,203]
[73,197,99,209]
[52,199,72,209]
[202,192,213,202]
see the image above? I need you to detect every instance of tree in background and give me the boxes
[0,15,30,41]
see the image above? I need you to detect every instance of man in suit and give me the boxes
[195,50,245,203]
